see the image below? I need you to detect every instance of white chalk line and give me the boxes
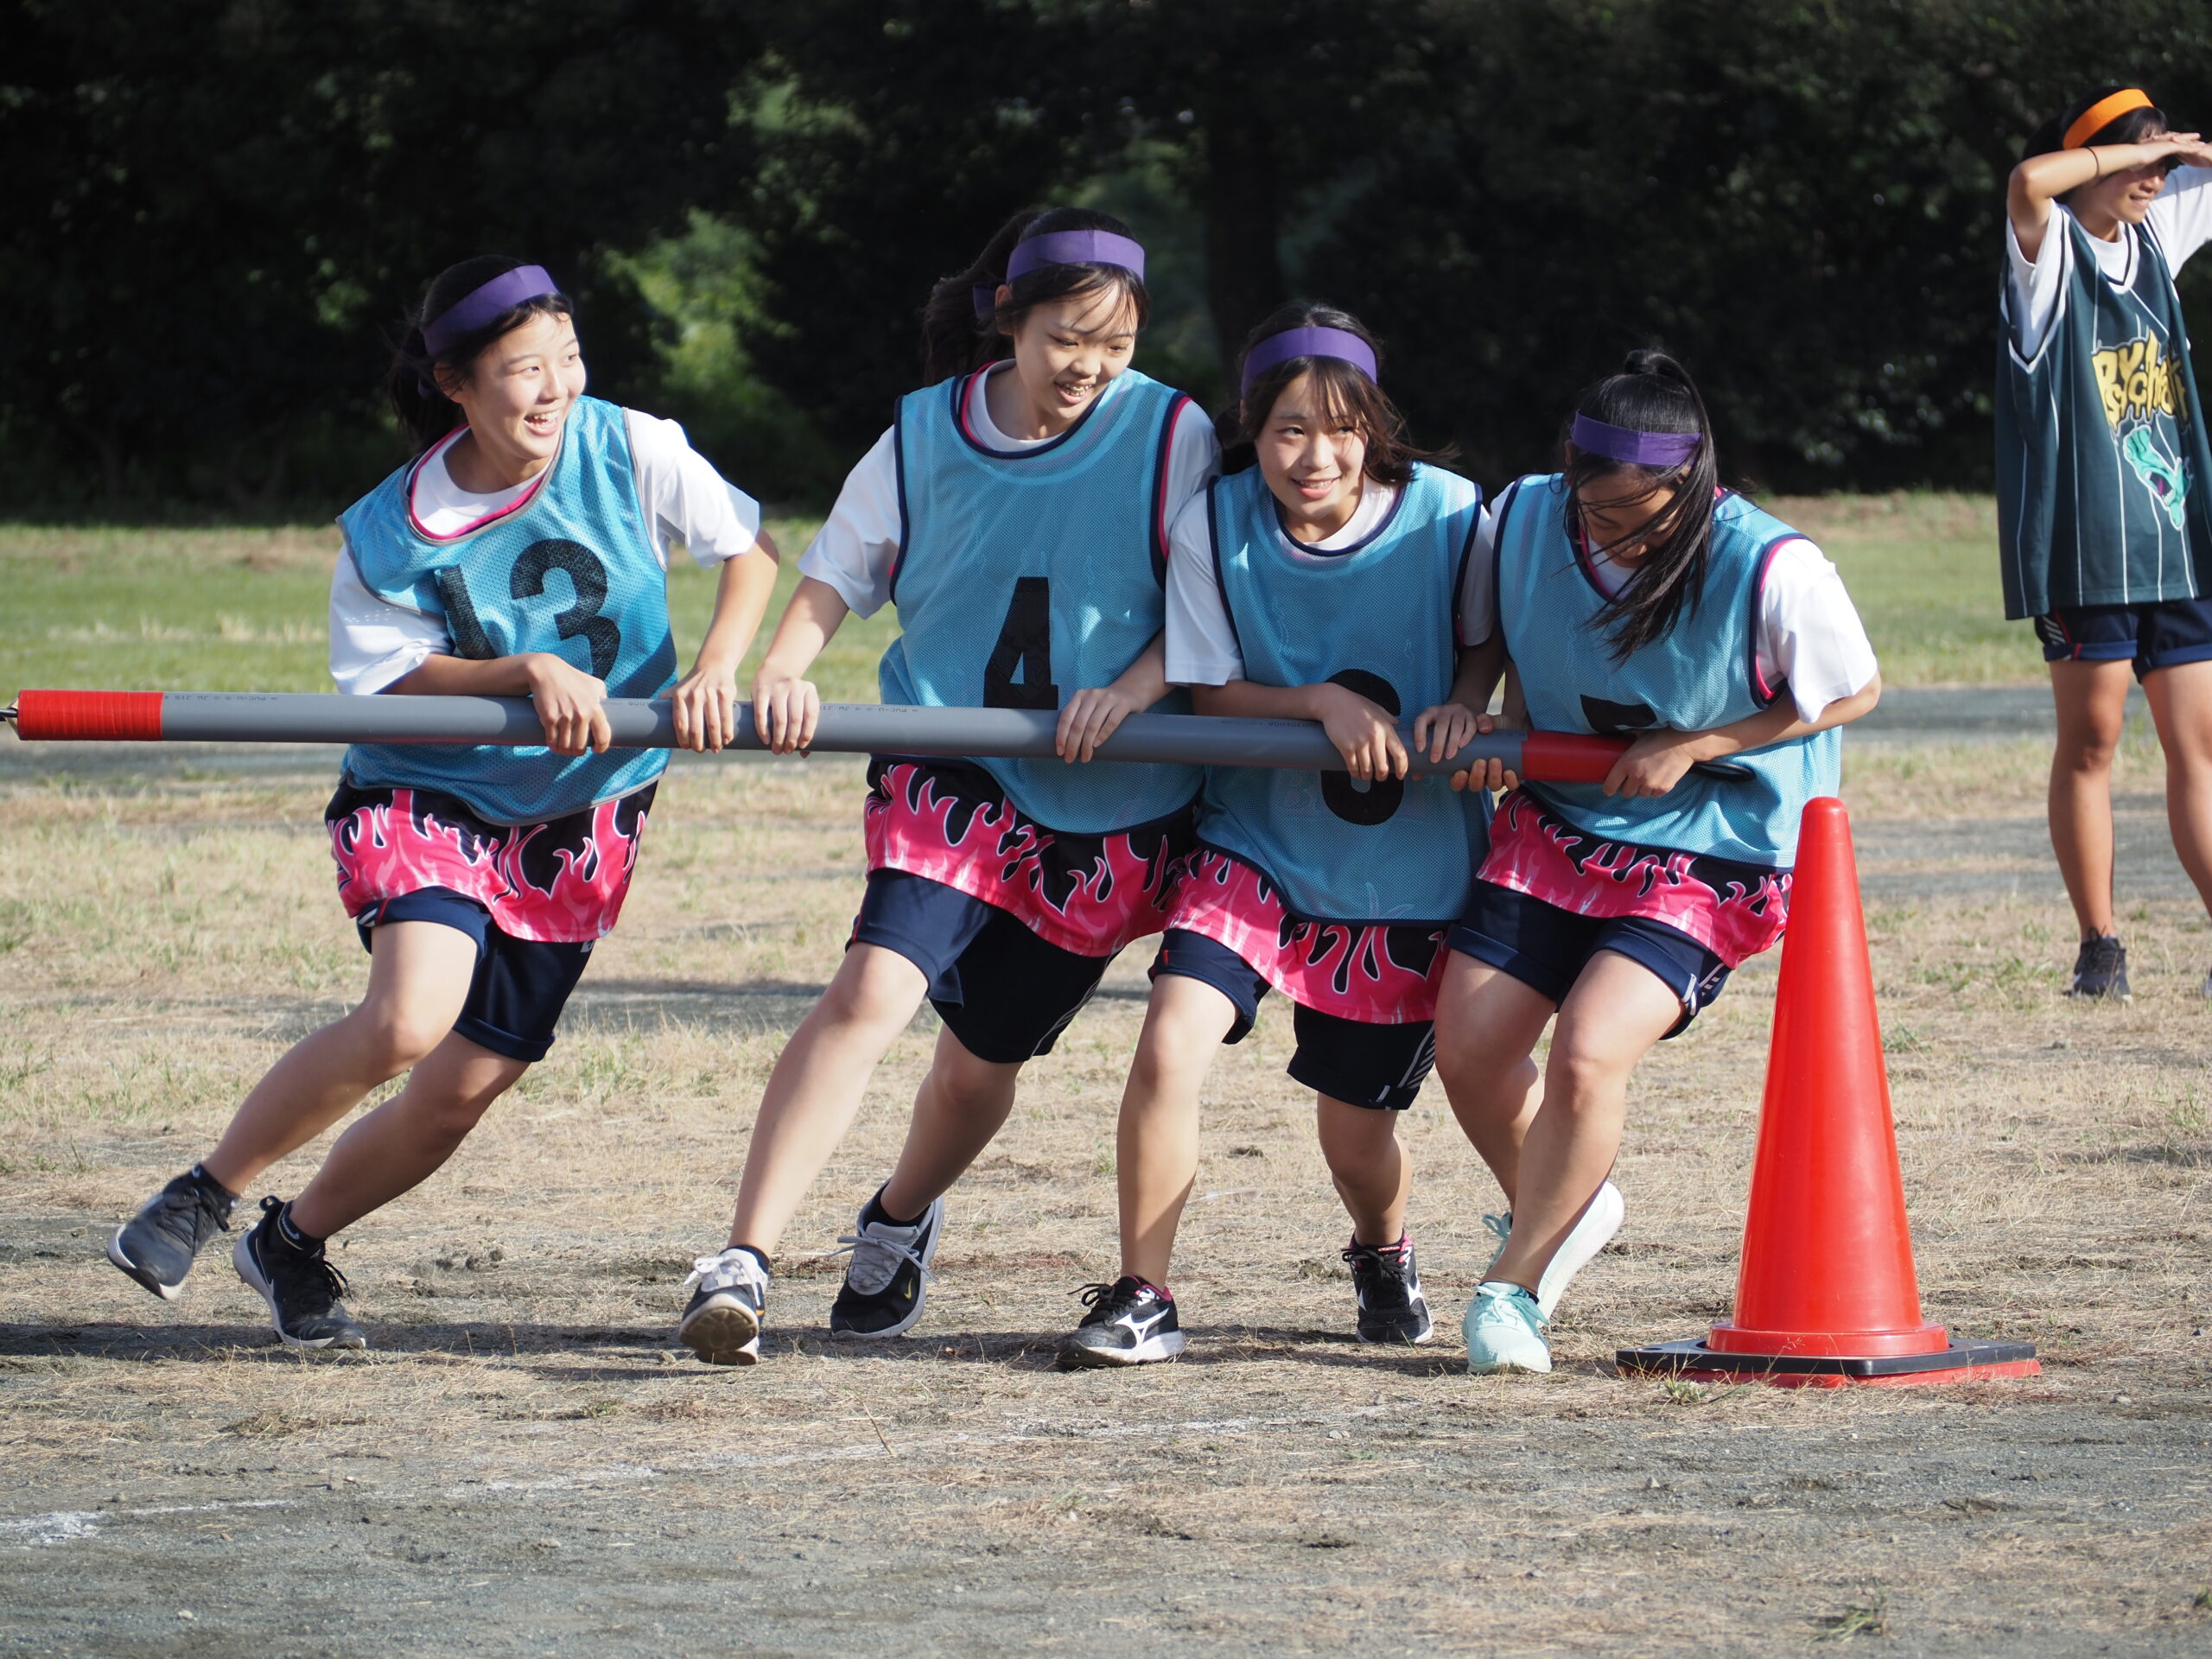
[0,1496,296,1548]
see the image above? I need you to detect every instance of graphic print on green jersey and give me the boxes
[2122,426,2190,529]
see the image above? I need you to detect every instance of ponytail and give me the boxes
[1561,348,1719,662]
[919,207,1151,383]
[385,255,574,454]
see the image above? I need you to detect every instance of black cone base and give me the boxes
[1617,1336,2039,1382]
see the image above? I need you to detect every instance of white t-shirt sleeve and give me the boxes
[2146,165,2212,270]
[797,429,902,619]
[1160,399,1222,526]
[1756,538,1879,722]
[328,540,449,696]
[2005,213,2072,362]
[1163,492,1243,684]
[622,409,762,569]
[1459,501,1499,647]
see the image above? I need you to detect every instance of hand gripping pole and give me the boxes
[4,690,1661,782]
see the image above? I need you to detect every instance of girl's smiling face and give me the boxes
[437,309,587,486]
[2070,128,2179,228]
[995,285,1140,436]
[1254,371,1370,541]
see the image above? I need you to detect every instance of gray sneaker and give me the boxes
[679,1246,770,1366]
[2068,935,2131,1000]
[109,1166,237,1300]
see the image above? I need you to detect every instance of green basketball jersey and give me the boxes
[1997,213,2212,618]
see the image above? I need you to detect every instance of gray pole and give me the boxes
[9,690,1586,777]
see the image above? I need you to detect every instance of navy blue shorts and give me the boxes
[851,870,1112,1065]
[1150,930,1437,1111]
[1446,883,1730,1039]
[353,887,594,1064]
[2036,597,2212,679]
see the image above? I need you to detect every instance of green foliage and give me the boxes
[14,1,2212,506]
[3,0,760,512]
[618,214,847,508]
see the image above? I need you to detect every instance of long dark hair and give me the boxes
[919,207,1151,383]
[386,255,575,454]
[1562,349,1720,662]
[1218,302,1455,485]
[2024,85,2171,161]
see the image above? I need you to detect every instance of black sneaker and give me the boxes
[829,1191,944,1338]
[107,1166,236,1300]
[2069,934,2131,1000]
[1056,1276,1185,1369]
[232,1198,366,1351]
[1344,1232,1435,1344]
[679,1246,771,1366]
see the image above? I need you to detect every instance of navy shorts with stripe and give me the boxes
[354,887,594,1064]
[851,869,1112,1064]
[2035,597,2212,679]
[1150,930,1437,1111]
[1446,882,1731,1039]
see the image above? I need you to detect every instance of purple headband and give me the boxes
[973,230,1147,319]
[422,264,561,358]
[1569,411,1700,468]
[1240,327,1379,396]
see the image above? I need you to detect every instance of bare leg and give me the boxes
[1116,976,1236,1287]
[1484,952,1679,1294]
[2140,659,2212,924]
[2048,658,2133,940]
[1315,1096,1410,1247]
[726,944,930,1255]
[1428,952,1551,1205]
[285,1034,529,1238]
[875,1027,1024,1220]
[200,922,480,1193]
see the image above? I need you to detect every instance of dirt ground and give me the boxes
[1,729,2208,1656]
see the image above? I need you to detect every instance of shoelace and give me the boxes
[1342,1240,1412,1286]
[274,1242,351,1312]
[1072,1279,1154,1323]
[683,1251,765,1296]
[156,1182,232,1247]
[1482,1212,1511,1247]
[1476,1281,1548,1326]
[828,1220,938,1297]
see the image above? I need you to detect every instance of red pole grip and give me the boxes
[1519,732,1631,783]
[12,690,166,741]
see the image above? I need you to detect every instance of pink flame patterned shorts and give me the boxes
[327,779,652,945]
[1474,787,1788,967]
[861,759,1193,957]
[1165,847,1450,1025]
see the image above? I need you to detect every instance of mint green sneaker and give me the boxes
[1479,1179,1624,1319]
[1465,1281,1550,1375]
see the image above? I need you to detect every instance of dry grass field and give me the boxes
[1,727,2209,1656]
[3,511,2209,1654]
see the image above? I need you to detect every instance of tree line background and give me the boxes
[4,0,2208,516]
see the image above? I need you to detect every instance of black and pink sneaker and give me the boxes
[1344,1233,1434,1344]
[1057,1276,1184,1368]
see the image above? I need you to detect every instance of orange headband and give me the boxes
[2064,88,2153,150]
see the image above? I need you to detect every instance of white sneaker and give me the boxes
[1480,1179,1624,1319]
[1465,1281,1550,1375]
[679,1247,770,1366]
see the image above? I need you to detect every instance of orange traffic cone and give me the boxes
[1618,797,2039,1387]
